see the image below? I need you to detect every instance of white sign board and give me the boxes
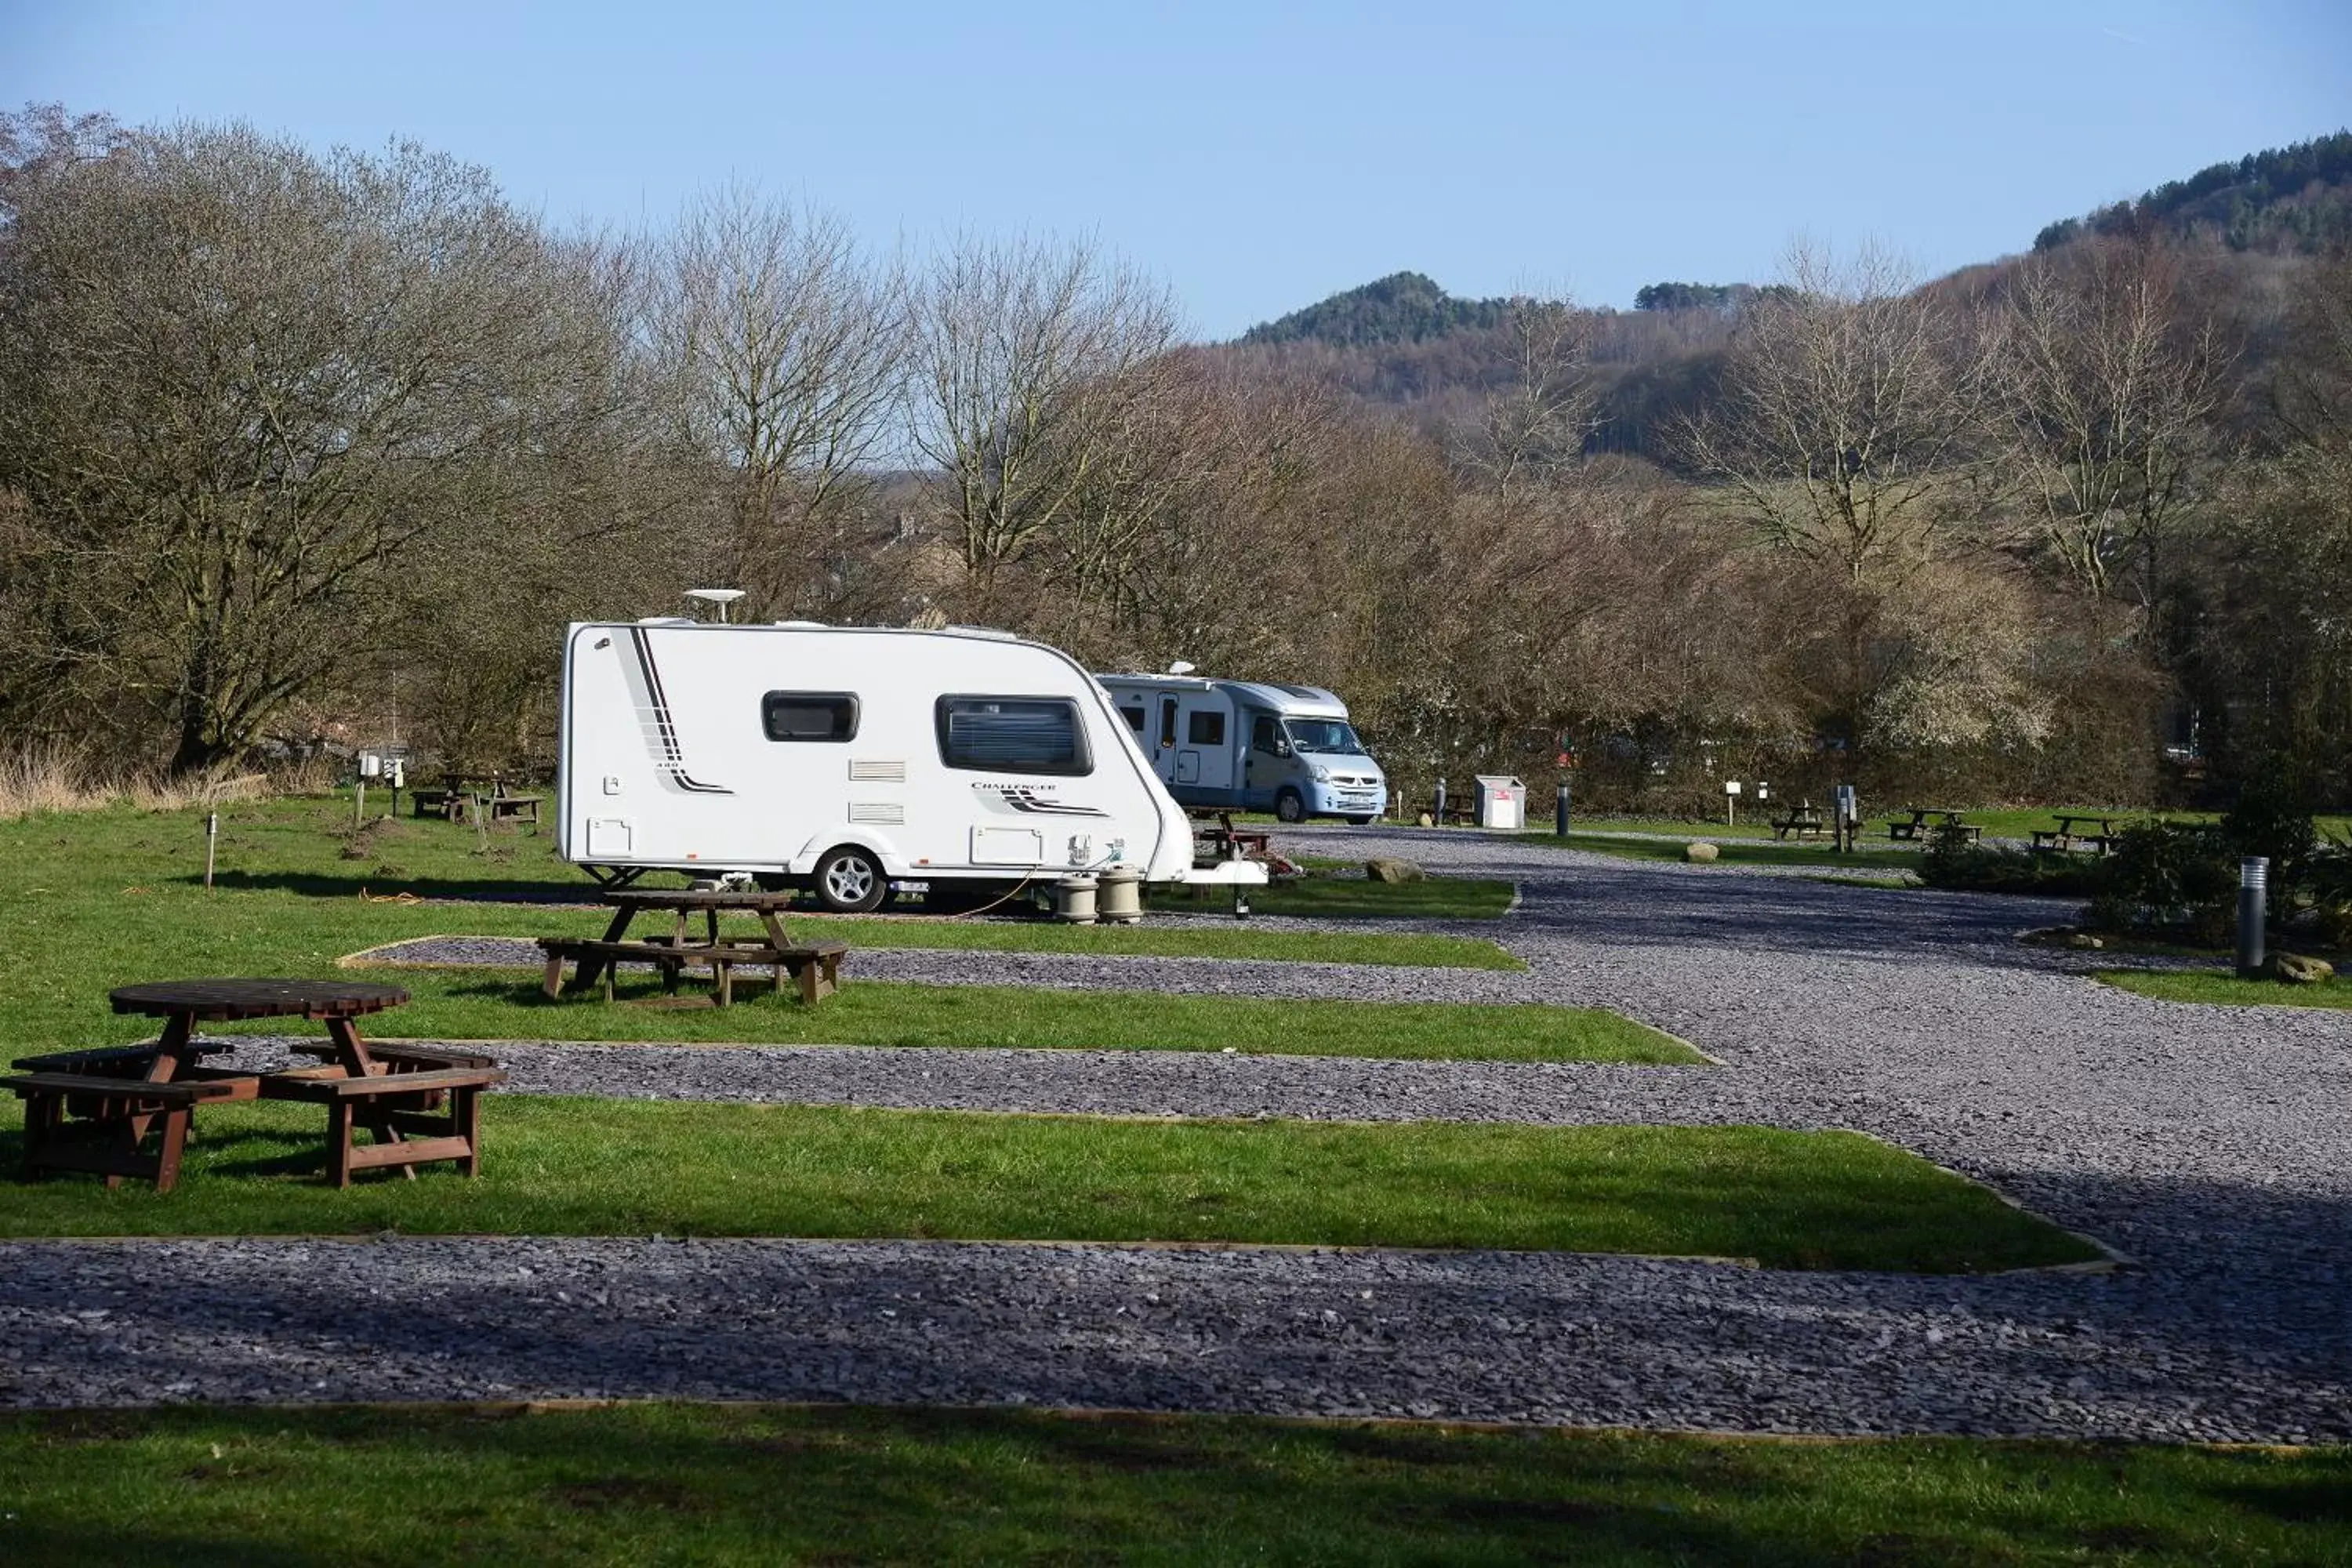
[1723,780,1741,796]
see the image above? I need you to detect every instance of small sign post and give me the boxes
[204,811,218,892]
[1723,779,1742,827]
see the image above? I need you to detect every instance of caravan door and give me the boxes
[1174,693,1235,800]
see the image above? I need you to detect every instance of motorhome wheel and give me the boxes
[1345,815,1374,826]
[1274,788,1307,823]
[813,845,887,913]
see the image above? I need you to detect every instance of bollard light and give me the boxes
[1555,779,1570,838]
[2237,857,2268,978]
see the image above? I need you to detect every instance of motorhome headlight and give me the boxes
[1312,765,1330,782]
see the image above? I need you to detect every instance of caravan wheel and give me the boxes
[813,845,887,913]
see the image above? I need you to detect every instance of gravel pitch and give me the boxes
[5,826,2348,1440]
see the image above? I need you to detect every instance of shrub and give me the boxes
[2086,822,2234,942]
[1917,824,2108,896]
[2219,767,2318,913]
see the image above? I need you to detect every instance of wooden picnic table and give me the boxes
[1769,801,1828,840]
[412,773,543,824]
[539,888,848,1006]
[1887,808,1981,844]
[2032,814,2123,854]
[1191,810,1272,862]
[3,978,504,1191]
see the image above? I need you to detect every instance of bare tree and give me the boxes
[649,187,904,618]
[906,233,1181,607]
[0,120,634,771]
[1454,295,1600,497]
[1675,243,1995,587]
[1998,238,2227,604]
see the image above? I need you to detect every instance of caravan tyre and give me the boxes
[1274,788,1308,824]
[813,845,887,913]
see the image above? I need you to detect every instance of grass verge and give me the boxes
[0,1099,2095,1269]
[2095,969,2352,1011]
[1544,831,1921,872]
[180,975,1690,1063]
[4,1403,2342,1566]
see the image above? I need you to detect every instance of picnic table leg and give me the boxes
[21,1090,62,1179]
[705,908,720,948]
[456,1086,482,1178]
[573,906,637,995]
[115,1011,196,1145]
[151,1105,191,1194]
[543,952,566,1000]
[327,1101,355,1189]
[760,909,793,949]
[326,1016,379,1076]
[716,961,733,1008]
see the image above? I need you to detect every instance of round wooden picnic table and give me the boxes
[109,979,410,1080]
[110,978,410,1022]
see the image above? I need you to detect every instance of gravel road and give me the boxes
[5,826,2347,1439]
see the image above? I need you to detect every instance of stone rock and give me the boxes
[1416,812,1435,829]
[1684,841,1720,863]
[1365,858,1426,884]
[2066,932,2105,950]
[2267,952,2336,985]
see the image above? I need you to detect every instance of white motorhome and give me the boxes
[557,622,1265,910]
[1094,674,1388,824]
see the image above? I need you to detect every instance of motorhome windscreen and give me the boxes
[937,696,1093,776]
[1284,718,1363,754]
[762,692,858,742]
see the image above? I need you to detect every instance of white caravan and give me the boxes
[557,622,1265,911]
[1094,674,1388,824]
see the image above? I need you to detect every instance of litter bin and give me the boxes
[1474,775,1526,830]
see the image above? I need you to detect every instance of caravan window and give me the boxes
[936,696,1093,776]
[762,691,858,742]
[1187,710,1225,746]
[1120,705,1145,733]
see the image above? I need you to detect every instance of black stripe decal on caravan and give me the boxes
[627,625,732,795]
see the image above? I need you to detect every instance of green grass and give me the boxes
[0,1098,2096,1269]
[0,794,1516,968]
[2096,968,2352,1011]
[0,802,1583,1062]
[1530,808,2352,844]
[4,1403,2342,1566]
[333,977,1686,1062]
[1541,831,1921,872]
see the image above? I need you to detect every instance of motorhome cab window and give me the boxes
[761,691,858,742]
[1251,715,1283,753]
[1187,711,1225,746]
[936,696,1093,776]
[1285,718,1363,754]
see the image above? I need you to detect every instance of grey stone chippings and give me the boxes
[3,823,2347,1440]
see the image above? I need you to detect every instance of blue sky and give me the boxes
[7,0,2349,337]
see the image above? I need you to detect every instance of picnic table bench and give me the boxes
[3,979,505,1192]
[1769,802,1829,840]
[2031,815,2123,854]
[1888,808,1982,844]
[539,889,849,1006]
